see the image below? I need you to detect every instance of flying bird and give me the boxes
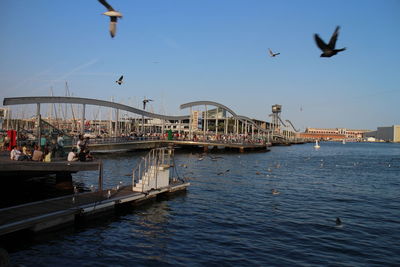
[268,48,280,57]
[314,26,346,57]
[116,75,123,85]
[98,0,123,38]
[142,98,153,110]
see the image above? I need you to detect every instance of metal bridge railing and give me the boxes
[85,136,161,145]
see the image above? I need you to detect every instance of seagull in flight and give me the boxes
[314,26,346,57]
[98,0,123,38]
[116,75,123,85]
[268,48,280,57]
[142,98,153,110]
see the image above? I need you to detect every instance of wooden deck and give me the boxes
[0,160,100,172]
[0,151,100,178]
[0,183,189,236]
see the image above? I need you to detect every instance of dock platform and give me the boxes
[0,182,189,237]
[0,152,100,179]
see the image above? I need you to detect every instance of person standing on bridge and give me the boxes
[57,133,65,157]
[83,136,90,150]
[76,135,84,154]
[40,135,47,151]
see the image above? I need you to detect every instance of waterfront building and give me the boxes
[0,108,10,129]
[300,127,371,141]
[364,125,400,142]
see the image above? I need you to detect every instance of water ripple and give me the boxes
[9,142,400,266]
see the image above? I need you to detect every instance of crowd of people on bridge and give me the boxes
[7,133,66,162]
[3,127,267,163]
[97,130,267,144]
[5,132,92,163]
[67,134,93,162]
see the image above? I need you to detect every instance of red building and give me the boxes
[299,128,370,141]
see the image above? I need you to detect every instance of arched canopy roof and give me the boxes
[180,100,271,134]
[3,96,189,121]
[180,101,239,118]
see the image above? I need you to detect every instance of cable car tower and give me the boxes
[270,104,282,133]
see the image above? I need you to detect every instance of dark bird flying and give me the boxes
[116,75,123,85]
[98,0,123,38]
[142,98,153,110]
[314,26,346,57]
[268,48,280,57]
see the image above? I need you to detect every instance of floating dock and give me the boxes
[0,182,189,237]
[0,147,189,238]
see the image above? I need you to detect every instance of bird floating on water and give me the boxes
[208,155,224,161]
[314,26,346,57]
[336,217,342,226]
[98,0,123,38]
[271,189,280,195]
[268,48,280,57]
[116,75,123,85]
[116,181,122,190]
[217,169,229,175]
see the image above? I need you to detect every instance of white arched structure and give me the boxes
[180,100,271,140]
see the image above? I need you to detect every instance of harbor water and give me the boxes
[9,142,400,266]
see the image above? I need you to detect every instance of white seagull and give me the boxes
[98,0,123,38]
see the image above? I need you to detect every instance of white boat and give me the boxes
[342,139,346,144]
[314,140,320,149]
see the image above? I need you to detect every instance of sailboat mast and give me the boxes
[49,87,53,125]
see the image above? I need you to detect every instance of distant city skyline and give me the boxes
[0,0,399,131]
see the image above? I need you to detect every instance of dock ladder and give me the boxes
[132,147,174,192]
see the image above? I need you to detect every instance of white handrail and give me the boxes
[131,147,173,192]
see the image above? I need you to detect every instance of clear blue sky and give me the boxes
[1,0,399,130]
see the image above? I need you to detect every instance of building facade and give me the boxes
[364,125,400,142]
[299,128,371,141]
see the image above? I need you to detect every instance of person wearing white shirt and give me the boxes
[10,146,21,160]
[67,148,78,162]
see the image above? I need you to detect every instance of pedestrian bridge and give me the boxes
[65,137,269,153]
[3,96,297,143]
